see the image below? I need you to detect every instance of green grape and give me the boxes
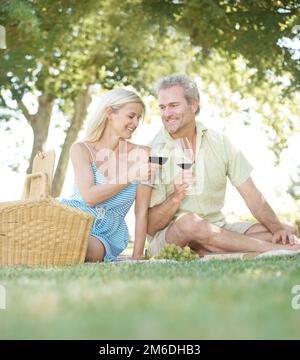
[155,244,199,261]
[183,246,191,254]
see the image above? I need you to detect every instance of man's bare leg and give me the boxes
[244,223,298,242]
[244,223,272,242]
[165,213,300,254]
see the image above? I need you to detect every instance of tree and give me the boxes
[2,0,300,197]
[144,0,300,91]
[0,0,97,183]
[0,0,186,196]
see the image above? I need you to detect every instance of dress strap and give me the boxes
[80,142,96,163]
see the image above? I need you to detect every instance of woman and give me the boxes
[60,88,154,262]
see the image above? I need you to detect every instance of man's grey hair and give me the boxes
[154,74,200,115]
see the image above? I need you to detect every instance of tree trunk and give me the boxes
[26,93,53,174]
[52,87,91,197]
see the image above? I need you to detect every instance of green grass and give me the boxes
[1,256,300,339]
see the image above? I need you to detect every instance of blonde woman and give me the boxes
[60,89,153,262]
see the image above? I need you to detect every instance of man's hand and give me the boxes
[147,170,194,237]
[272,229,299,245]
[172,183,189,202]
[237,177,299,246]
[172,170,194,202]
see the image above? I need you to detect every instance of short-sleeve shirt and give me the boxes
[148,121,253,234]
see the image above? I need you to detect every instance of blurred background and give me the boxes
[1,0,300,236]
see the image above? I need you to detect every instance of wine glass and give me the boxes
[149,138,168,166]
[174,137,195,191]
[148,139,169,185]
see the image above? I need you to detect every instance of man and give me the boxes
[146,74,299,257]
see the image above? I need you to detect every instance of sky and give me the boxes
[1,89,300,236]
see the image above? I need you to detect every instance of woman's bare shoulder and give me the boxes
[69,142,90,162]
[126,141,150,153]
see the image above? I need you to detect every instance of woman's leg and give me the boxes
[85,235,106,262]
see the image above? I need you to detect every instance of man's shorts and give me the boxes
[147,215,257,256]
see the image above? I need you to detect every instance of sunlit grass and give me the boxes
[0,255,300,339]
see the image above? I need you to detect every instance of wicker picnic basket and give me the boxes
[0,151,93,266]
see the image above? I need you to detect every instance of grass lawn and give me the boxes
[0,255,300,339]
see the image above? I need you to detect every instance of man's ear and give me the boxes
[191,100,199,114]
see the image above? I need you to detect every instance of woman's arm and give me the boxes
[70,143,129,206]
[132,184,153,260]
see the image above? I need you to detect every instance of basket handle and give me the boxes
[21,172,50,200]
[32,150,55,193]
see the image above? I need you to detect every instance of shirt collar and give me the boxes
[195,121,208,134]
[160,121,207,145]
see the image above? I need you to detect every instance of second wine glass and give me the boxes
[174,137,195,190]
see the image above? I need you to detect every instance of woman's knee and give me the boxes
[85,236,106,262]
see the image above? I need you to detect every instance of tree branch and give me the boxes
[10,87,35,125]
[0,94,18,112]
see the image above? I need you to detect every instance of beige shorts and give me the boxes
[147,216,257,256]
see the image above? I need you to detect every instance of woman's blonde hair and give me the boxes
[84,88,145,142]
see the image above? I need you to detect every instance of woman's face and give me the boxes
[109,102,144,139]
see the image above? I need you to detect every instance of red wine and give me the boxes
[176,162,193,170]
[148,156,168,165]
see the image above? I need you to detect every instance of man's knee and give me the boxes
[176,213,213,241]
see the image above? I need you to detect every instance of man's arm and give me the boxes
[237,176,297,244]
[147,189,184,237]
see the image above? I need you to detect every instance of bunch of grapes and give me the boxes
[154,244,198,261]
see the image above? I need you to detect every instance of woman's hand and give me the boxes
[131,252,143,260]
[138,162,160,184]
[128,146,159,184]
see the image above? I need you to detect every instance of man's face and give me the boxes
[158,85,197,136]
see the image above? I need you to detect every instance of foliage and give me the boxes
[0,0,189,188]
[189,51,300,161]
[147,0,300,92]
[288,165,300,200]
